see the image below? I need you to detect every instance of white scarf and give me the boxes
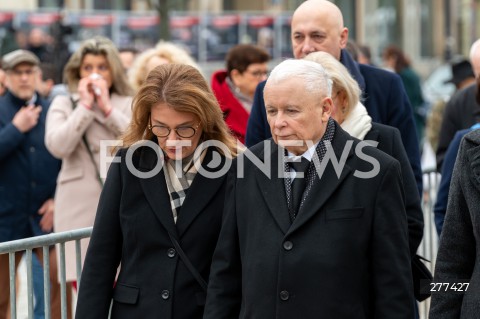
[340,102,372,140]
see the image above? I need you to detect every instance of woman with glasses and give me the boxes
[211,44,270,144]
[75,64,237,319]
[44,36,134,293]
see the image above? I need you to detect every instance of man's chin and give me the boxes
[16,91,34,101]
[277,138,305,148]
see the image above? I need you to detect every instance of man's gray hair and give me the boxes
[266,59,333,97]
[469,38,480,63]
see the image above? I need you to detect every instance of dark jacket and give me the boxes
[75,145,228,319]
[434,129,470,236]
[0,90,60,241]
[365,123,424,256]
[211,70,250,144]
[245,50,423,196]
[429,129,480,319]
[436,83,480,170]
[204,123,414,319]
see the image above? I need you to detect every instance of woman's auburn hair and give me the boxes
[122,63,238,157]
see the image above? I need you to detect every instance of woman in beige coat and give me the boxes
[45,36,134,285]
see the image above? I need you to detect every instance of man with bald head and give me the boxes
[204,59,414,319]
[246,0,423,197]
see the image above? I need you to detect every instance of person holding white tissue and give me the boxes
[45,36,134,296]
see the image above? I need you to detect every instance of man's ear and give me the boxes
[321,97,333,122]
[45,79,54,91]
[339,27,349,49]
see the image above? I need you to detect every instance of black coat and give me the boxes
[204,124,414,319]
[365,123,424,256]
[75,145,228,319]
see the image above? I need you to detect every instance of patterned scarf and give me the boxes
[164,149,206,223]
[283,117,336,213]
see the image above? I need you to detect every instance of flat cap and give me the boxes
[2,49,40,70]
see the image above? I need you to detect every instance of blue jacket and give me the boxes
[433,124,480,236]
[245,50,423,195]
[0,91,61,241]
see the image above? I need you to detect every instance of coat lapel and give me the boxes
[138,144,179,239]
[288,127,354,234]
[364,125,379,142]
[255,141,291,234]
[176,148,228,237]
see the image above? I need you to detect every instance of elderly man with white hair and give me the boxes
[204,59,414,319]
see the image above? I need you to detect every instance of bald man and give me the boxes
[246,0,423,197]
[436,38,480,170]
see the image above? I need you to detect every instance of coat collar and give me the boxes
[175,148,228,237]
[4,90,39,109]
[364,123,380,141]
[254,141,291,234]
[288,123,354,234]
[255,122,356,235]
[340,49,366,92]
[138,142,228,239]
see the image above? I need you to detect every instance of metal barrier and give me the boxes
[418,169,441,319]
[0,170,443,319]
[0,227,92,319]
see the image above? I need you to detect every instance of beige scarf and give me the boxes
[340,102,372,140]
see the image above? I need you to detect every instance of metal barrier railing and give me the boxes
[418,169,441,319]
[0,170,443,319]
[0,227,93,319]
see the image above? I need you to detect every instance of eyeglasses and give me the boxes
[245,70,269,78]
[148,121,200,138]
[8,69,36,77]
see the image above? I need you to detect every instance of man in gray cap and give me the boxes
[0,49,63,319]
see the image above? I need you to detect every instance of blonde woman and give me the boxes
[75,64,237,319]
[45,36,134,288]
[128,41,201,92]
[305,51,425,303]
[305,51,423,255]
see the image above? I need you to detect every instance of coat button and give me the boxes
[283,241,293,251]
[167,248,176,258]
[161,290,170,300]
[280,290,289,301]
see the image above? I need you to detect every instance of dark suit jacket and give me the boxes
[205,124,414,319]
[75,144,228,319]
[245,50,423,196]
[365,123,424,256]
